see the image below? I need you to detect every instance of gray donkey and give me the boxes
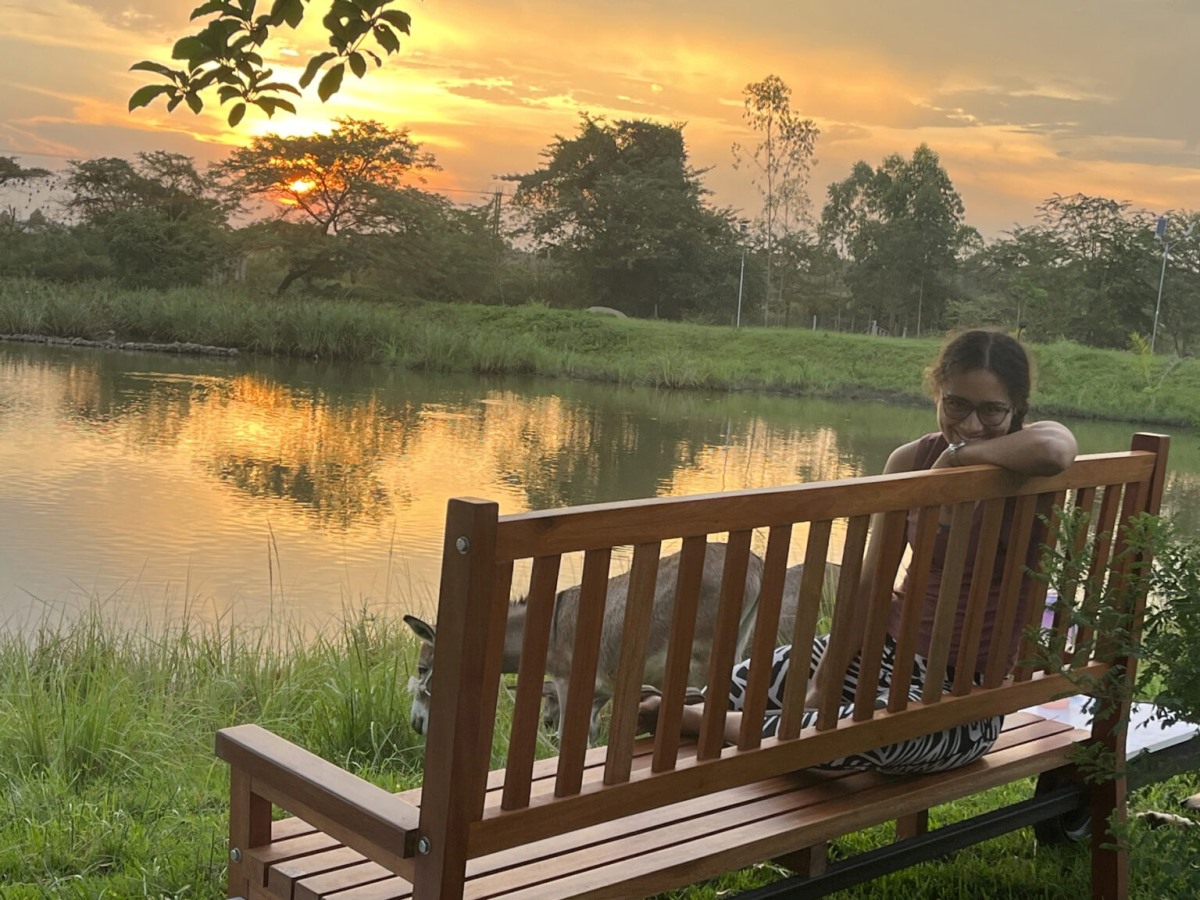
[404,542,766,744]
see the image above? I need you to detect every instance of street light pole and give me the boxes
[735,222,748,328]
[1152,217,1196,354]
[736,247,746,328]
[1152,241,1169,355]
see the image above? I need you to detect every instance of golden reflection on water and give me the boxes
[194,377,414,528]
[1,343,1196,633]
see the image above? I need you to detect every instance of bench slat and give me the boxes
[1075,483,1124,661]
[984,492,1040,688]
[784,524,833,708]
[698,529,754,759]
[603,540,663,785]
[503,554,559,810]
[1053,486,1097,669]
[736,523,795,750]
[249,717,1077,900]
[491,452,1156,560]
[854,507,908,721]
[952,496,1006,692]
[651,535,707,771]
[269,845,366,897]
[922,500,974,702]
[555,547,612,796]
[1014,490,1069,682]
[253,831,342,887]
[815,513,869,732]
[295,858,393,900]
[490,725,1085,900]
[887,505,939,712]
[467,671,1097,858]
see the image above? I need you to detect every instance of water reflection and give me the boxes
[0,341,1194,632]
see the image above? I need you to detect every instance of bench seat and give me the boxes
[238,712,1086,900]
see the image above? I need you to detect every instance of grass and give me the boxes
[2,277,1198,895]
[0,600,427,898]
[1,277,1199,427]
[1,598,1197,899]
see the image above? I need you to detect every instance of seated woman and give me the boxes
[638,328,1078,774]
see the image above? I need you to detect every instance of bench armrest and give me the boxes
[216,723,420,878]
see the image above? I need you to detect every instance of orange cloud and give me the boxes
[1,0,1197,236]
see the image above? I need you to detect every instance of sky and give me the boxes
[2,0,1200,238]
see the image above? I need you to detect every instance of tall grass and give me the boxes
[0,599,426,898]
[1,596,1196,898]
[2,278,1198,426]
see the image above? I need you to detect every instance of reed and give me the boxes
[0,598,426,898]
[2,278,1198,426]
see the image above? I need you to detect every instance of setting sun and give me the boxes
[288,179,316,193]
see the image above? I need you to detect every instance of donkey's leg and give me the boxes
[588,693,611,747]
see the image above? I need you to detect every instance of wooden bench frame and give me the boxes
[218,432,1169,900]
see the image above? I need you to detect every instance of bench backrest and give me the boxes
[413,433,1168,890]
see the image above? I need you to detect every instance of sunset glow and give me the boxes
[0,1,1197,236]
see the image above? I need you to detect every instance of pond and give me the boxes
[1,341,1195,632]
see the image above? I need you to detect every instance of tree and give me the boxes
[357,190,506,302]
[65,152,227,227]
[732,75,820,325]
[954,226,1068,335]
[0,158,53,241]
[62,151,230,286]
[770,230,846,327]
[1033,193,1158,348]
[820,145,971,336]
[214,118,436,235]
[509,115,742,320]
[0,157,51,188]
[214,118,442,295]
[129,0,413,126]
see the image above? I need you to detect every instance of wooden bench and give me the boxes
[217,432,1169,900]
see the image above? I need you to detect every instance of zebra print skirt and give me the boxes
[725,634,1002,775]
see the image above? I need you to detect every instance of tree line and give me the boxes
[2,86,1198,354]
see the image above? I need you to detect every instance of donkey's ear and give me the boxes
[403,614,436,645]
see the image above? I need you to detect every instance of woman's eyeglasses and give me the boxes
[940,395,1012,426]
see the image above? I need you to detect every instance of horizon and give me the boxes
[3,1,1199,239]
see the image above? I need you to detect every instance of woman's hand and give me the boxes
[636,694,663,736]
[636,690,721,739]
[803,659,825,710]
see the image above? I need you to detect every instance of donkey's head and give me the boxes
[403,614,437,735]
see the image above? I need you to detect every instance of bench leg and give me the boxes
[896,809,929,841]
[1090,773,1128,900]
[228,768,272,900]
[774,841,827,877]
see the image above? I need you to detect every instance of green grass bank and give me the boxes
[1,278,1197,427]
[2,602,1198,899]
